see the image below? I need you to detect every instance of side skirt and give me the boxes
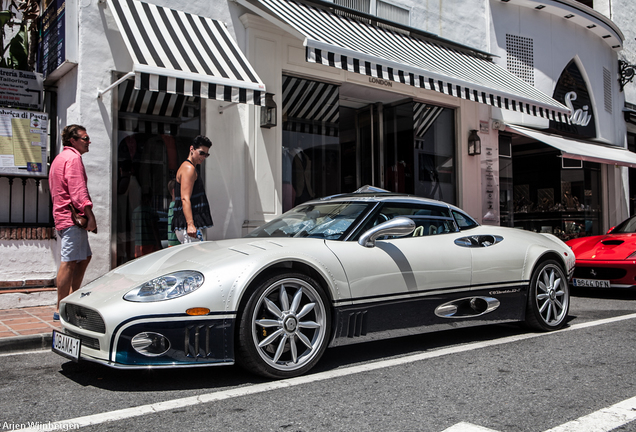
[329,285,528,347]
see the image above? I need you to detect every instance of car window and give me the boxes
[352,202,457,240]
[452,210,479,230]
[246,202,373,240]
[611,216,636,233]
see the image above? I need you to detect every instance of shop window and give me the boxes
[116,79,201,264]
[510,142,601,240]
[283,76,455,210]
[629,133,636,216]
[282,75,340,211]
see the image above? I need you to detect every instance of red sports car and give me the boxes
[566,216,636,289]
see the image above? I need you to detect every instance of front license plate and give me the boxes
[51,330,81,362]
[572,278,611,288]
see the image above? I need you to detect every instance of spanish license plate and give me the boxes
[572,278,611,288]
[51,330,81,362]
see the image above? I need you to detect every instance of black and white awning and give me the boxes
[414,102,445,139]
[107,0,266,105]
[282,75,339,136]
[118,79,197,135]
[238,0,570,120]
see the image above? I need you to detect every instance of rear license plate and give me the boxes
[572,278,610,288]
[52,330,81,362]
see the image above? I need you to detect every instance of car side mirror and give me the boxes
[607,227,615,234]
[358,217,416,248]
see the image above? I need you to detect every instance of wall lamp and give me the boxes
[468,129,481,156]
[260,93,277,128]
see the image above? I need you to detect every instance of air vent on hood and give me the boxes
[601,239,624,246]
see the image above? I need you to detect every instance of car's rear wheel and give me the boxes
[236,272,331,378]
[525,260,569,331]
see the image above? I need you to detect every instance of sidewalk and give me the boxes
[0,306,61,353]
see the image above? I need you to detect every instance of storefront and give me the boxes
[236,0,572,235]
[8,0,636,284]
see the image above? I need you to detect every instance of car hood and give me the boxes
[566,233,636,260]
[69,239,289,304]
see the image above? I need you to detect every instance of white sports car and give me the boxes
[53,187,575,378]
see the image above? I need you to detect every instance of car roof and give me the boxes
[307,186,466,214]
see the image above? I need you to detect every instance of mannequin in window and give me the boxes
[291,147,315,205]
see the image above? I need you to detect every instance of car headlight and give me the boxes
[124,271,204,302]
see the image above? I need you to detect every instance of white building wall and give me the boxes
[1,0,256,283]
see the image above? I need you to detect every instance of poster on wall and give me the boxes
[0,108,48,177]
[481,145,500,226]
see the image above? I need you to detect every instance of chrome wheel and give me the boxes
[526,260,569,331]
[242,274,329,376]
[536,264,567,325]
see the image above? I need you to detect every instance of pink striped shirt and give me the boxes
[49,146,93,231]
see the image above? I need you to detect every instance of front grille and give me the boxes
[573,267,627,280]
[66,330,100,350]
[63,304,106,334]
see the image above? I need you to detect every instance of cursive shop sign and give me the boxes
[550,60,596,138]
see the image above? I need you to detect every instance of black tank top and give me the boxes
[172,163,213,230]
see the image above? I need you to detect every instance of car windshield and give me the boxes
[246,202,373,240]
[611,216,636,233]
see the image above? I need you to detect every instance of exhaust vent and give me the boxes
[435,297,500,319]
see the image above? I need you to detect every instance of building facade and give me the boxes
[1,0,635,285]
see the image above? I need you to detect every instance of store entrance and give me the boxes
[281,77,457,210]
[340,98,414,194]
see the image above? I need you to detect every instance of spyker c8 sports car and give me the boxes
[53,187,575,378]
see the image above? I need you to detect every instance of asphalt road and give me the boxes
[2,288,636,432]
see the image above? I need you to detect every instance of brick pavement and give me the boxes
[0,306,61,353]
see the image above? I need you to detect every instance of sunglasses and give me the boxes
[198,150,210,158]
[76,136,90,142]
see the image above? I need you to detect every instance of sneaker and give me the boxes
[53,312,60,321]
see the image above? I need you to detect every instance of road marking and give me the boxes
[543,395,636,432]
[444,395,636,432]
[22,312,636,431]
[442,422,500,432]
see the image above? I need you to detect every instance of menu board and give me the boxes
[0,108,48,177]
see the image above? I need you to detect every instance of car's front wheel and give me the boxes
[236,272,331,378]
[524,260,570,331]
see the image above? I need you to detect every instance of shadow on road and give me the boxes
[571,287,636,301]
[57,321,569,393]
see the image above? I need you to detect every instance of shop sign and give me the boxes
[0,68,44,111]
[481,146,499,225]
[549,60,597,138]
[369,77,393,87]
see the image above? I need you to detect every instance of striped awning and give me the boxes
[238,0,571,120]
[282,75,339,136]
[414,102,444,139]
[118,79,196,135]
[107,0,266,105]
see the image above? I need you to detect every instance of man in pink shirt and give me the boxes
[49,125,97,320]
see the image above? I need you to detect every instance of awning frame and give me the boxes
[506,124,636,169]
